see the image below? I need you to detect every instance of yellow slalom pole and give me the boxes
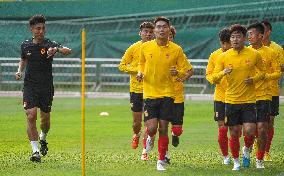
[81,28,86,176]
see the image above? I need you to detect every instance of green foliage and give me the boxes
[0,98,283,176]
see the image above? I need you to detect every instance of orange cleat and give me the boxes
[132,134,140,149]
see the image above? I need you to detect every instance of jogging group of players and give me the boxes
[15,14,283,171]
[119,17,283,171]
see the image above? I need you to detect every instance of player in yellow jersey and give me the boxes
[213,24,265,170]
[169,25,194,149]
[247,22,281,168]
[206,28,232,165]
[118,22,154,160]
[137,16,189,171]
[261,20,284,161]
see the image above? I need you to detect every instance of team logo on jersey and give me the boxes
[166,53,170,59]
[23,101,27,108]
[27,51,31,56]
[130,103,133,108]
[149,54,153,58]
[144,110,148,117]
[41,48,46,55]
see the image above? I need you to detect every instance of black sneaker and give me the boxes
[30,151,41,162]
[172,135,179,147]
[39,140,48,156]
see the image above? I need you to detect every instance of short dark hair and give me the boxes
[247,22,265,34]
[154,16,170,26]
[29,14,46,26]
[170,25,176,36]
[218,28,230,43]
[261,20,272,31]
[229,24,247,37]
[139,21,154,30]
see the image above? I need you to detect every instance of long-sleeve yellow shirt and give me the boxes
[267,41,284,96]
[173,57,193,103]
[249,46,281,101]
[213,47,265,104]
[138,40,188,99]
[206,48,227,102]
[119,41,143,93]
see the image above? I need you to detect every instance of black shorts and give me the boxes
[214,101,225,121]
[130,92,143,112]
[225,103,256,126]
[172,103,184,125]
[143,97,174,122]
[23,86,53,113]
[270,96,279,116]
[256,100,271,122]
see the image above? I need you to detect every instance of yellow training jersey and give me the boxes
[119,41,143,93]
[213,47,265,104]
[267,41,284,96]
[206,48,227,102]
[249,46,281,101]
[174,57,193,103]
[138,40,188,99]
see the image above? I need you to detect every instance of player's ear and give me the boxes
[138,31,141,36]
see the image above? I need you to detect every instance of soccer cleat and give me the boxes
[30,151,41,162]
[165,151,170,164]
[131,134,140,149]
[232,158,240,171]
[242,146,251,168]
[39,140,48,156]
[172,135,179,147]
[145,136,154,153]
[157,159,167,171]
[223,156,230,165]
[256,159,265,169]
[141,149,149,161]
[264,152,272,161]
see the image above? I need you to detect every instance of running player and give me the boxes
[118,21,154,161]
[206,28,231,165]
[247,22,281,168]
[261,20,284,161]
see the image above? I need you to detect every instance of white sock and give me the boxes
[39,131,47,141]
[30,141,39,153]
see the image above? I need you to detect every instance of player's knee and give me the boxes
[147,127,157,137]
[172,126,183,136]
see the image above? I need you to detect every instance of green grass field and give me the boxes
[0,97,283,176]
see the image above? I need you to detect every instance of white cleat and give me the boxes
[141,149,149,161]
[145,136,154,153]
[232,158,240,171]
[157,159,167,171]
[256,159,265,169]
[223,155,230,165]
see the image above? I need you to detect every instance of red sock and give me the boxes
[256,150,265,160]
[218,126,228,156]
[143,127,148,149]
[244,135,255,148]
[172,126,183,136]
[158,135,169,160]
[265,128,274,152]
[229,136,240,159]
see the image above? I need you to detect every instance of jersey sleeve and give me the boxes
[205,53,215,84]
[252,52,265,82]
[265,50,281,80]
[118,45,136,74]
[212,54,225,83]
[138,44,146,74]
